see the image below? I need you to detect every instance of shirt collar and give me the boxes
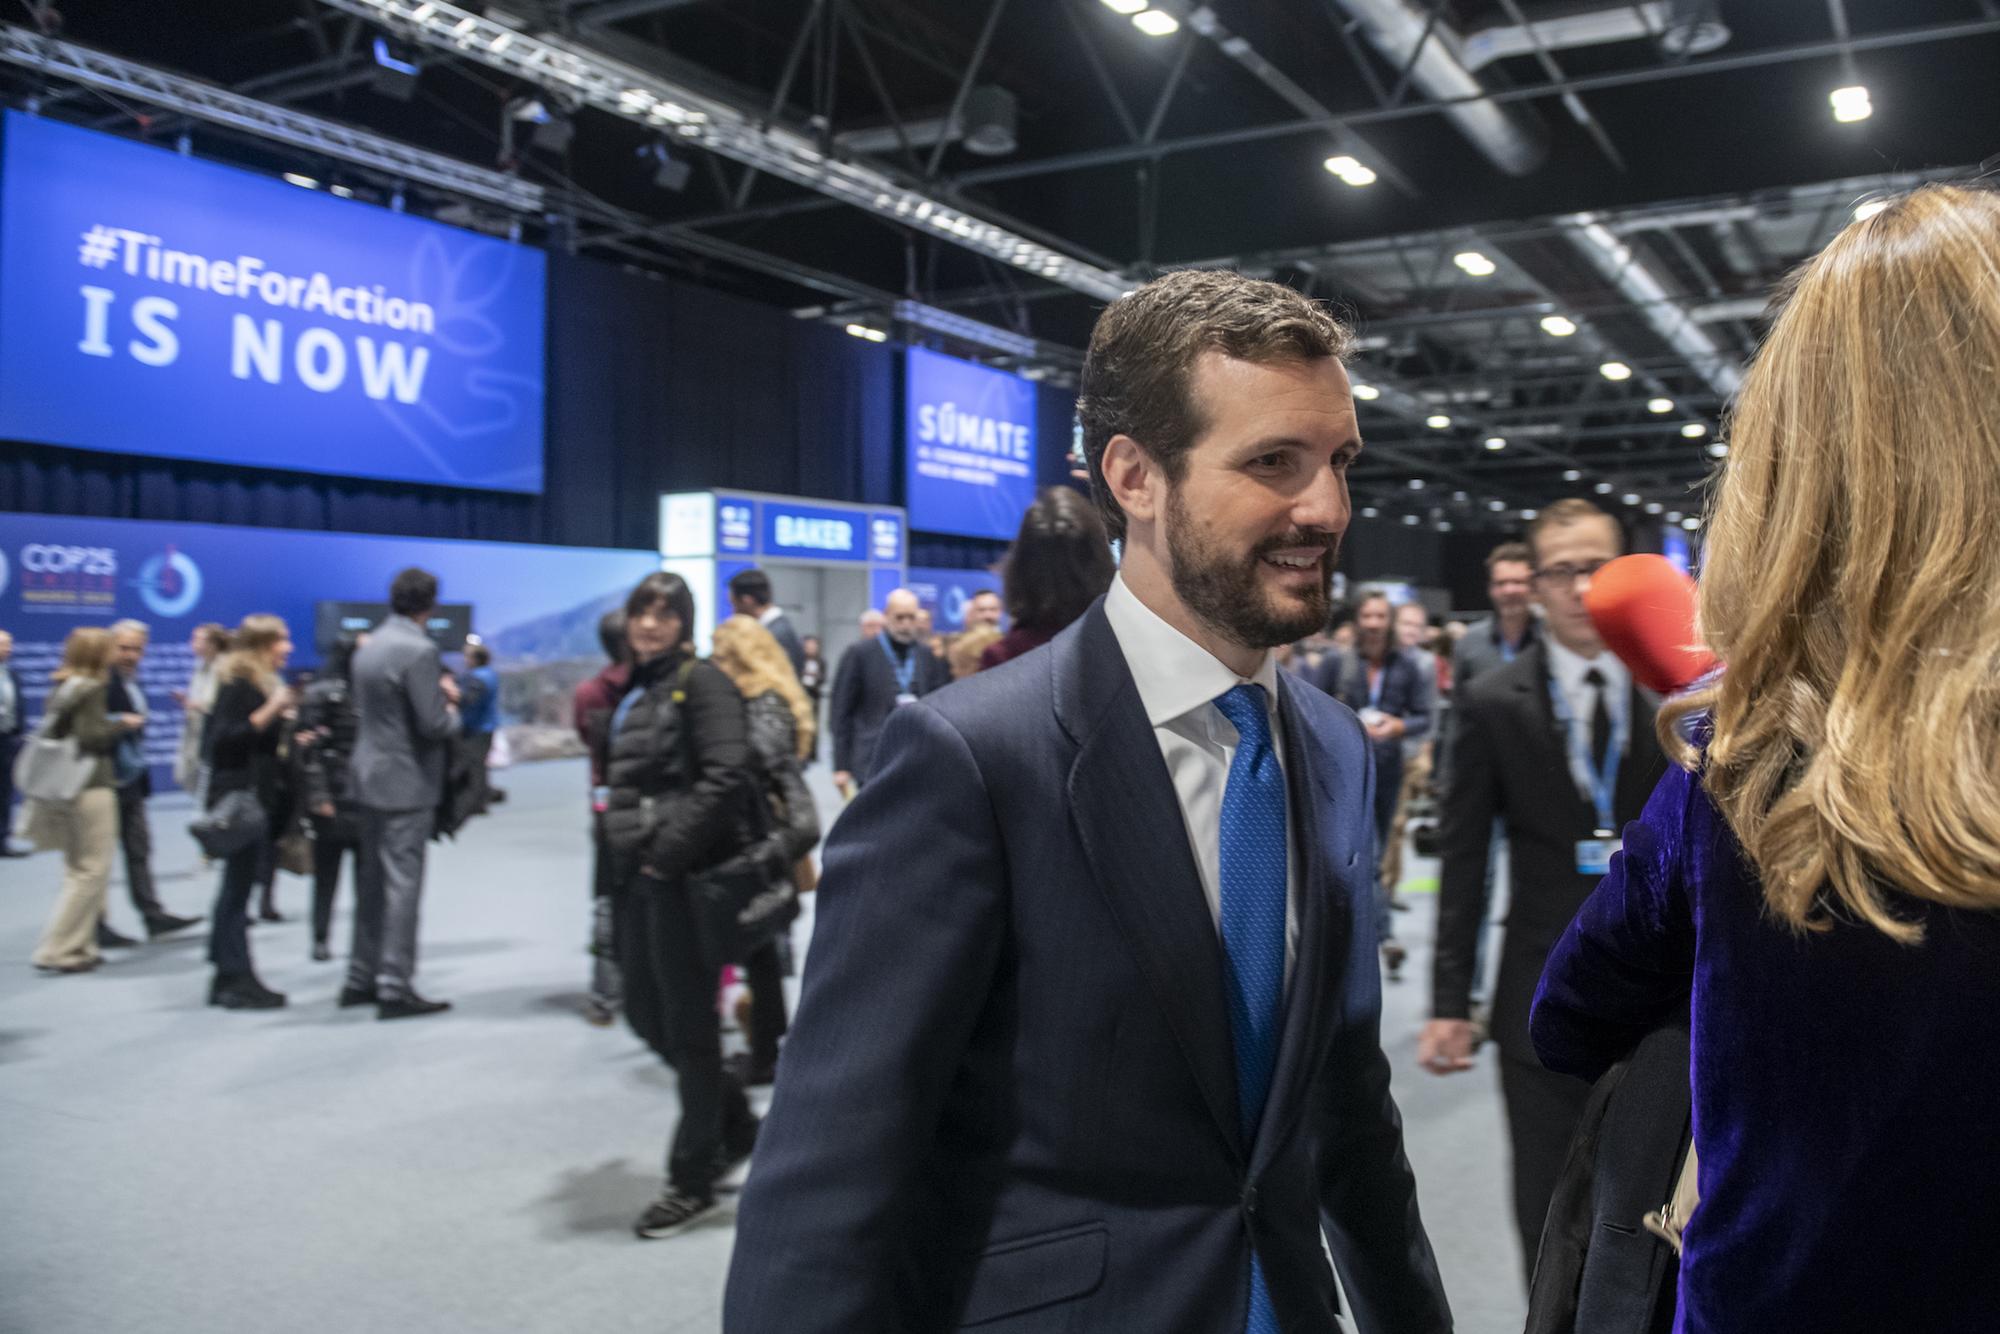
[1103,573,1280,729]
[757,605,782,628]
[1545,633,1625,697]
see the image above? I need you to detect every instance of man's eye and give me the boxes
[1252,453,1288,470]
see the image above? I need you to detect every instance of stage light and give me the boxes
[1351,382,1381,401]
[1682,422,1708,439]
[1540,314,1578,337]
[1599,361,1632,381]
[1453,251,1497,277]
[642,141,691,192]
[370,36,422,100]
[1829,84,1872,123]
[1132,9,1180,36]
[1484,436,1506,451]
[1648,397,1674,414]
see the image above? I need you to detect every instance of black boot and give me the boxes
[212,973,287,1009]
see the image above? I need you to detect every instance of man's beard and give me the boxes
[1164,485,1338,650]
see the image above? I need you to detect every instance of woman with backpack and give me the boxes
[28,627,142,974]
[601,572,762,1240]
[710,613,822,1088]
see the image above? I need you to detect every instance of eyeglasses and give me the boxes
[1532,560,1609,588]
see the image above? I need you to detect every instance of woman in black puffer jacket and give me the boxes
[601,572,762,1242]
[294,631,363,963]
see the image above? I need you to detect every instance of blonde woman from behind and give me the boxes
[709,614,821,1088]
[1531,185,2000,1334]
[28,627,141,974]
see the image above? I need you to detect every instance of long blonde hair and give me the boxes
[1665,184,2000,943]
[219,615,288,692]
[711,614,815,759]
[51,626,112,684]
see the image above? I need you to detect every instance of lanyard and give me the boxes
[1546,668,1625,830]
[1365,657,1387,709]
[879,632,917,695]
[610,684,642,741]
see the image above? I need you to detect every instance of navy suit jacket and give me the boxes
[725,602,1450,1334]
[828,634,949,782]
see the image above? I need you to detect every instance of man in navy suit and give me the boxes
[827,587,948,792]
[726,271,1450,1333]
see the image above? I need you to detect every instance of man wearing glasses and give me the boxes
[1418,497,1669,1284]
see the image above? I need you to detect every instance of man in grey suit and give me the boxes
[344,567,460,1020]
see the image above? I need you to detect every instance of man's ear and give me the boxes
[1101,434,1159,529]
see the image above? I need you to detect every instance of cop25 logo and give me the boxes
[132,546,203,618]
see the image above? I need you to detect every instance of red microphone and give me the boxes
[1583,554,1718,694]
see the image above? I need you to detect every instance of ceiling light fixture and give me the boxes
[1682,422,1709,439]
[1322,154,1377,187]
[1682,517,1702,531]
[1562,469,1583,482]
[1132,9,1181,37]
[282,172,320,188]
[1645,502,1664,515]
[1594,482,1615,495]
[1599,361,1633,381]
[1426,414,1452,430]
[1487,499,1507,512]
[1453,251,1497,277]
[1351,382,1381,401]
[1521,508,1539,521]
[1483,436,1506,451]
[1540,314,1578,337]
[1360,506,1379,518]
[843,323,888,343]
[1829,84,1873,123]
[1401,514,1420,526]
[1622,493,1642,506]
[1708,442,1730,458]
[1100,0,1148,12]
[1648,397,1674,414]
[1407,478,1425,490]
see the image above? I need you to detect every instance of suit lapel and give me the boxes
[1249,677,1353,1176]
[1516,641,1597,829]
[1057,605,1245,1160]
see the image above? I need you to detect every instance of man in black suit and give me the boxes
[726,270,1449,1333]
[1421,497,1668,1285]
[727,567,806,680]
[827,587,946,792]
[100,620,200,941]
[0,629,26,855]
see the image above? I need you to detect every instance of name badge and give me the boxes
[894,692,919,707]
[1575,830,1621,877]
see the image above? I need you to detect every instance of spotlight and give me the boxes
[1648,397,1675,414]
[370,35,422,101]
[1453,251,1497,277]
[1682,422,1709,439]
[1599,361,1633,381]
[642,142,692,192]
[511,97,574,154]
[1829,84,1872,123]
[1540,314,1578,337]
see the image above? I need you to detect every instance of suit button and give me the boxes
[1242,1183,1259,1218]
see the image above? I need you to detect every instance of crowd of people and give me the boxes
[7,183,1998,1333]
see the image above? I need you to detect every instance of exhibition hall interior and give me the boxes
[2,2,1997,1332]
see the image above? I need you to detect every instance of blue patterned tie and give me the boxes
[1213,684,1286,1334]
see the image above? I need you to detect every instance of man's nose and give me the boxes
[1293,461,1349,531]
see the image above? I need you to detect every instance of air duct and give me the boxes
[1326,0,1549,176]
[1564,212,1743,398]
[1460,2,1675,71]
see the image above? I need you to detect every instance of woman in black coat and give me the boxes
[601,572,761,1241]
[204,615,296,1009]
[294,631,362,962]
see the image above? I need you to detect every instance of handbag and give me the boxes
[688,841,799,966]
[188,789,269,858]
[13,693,97,803]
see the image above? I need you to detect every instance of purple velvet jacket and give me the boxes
[1533,761,2000,1334]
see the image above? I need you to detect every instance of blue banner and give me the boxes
[0,112,547,492]
[0,513,657,789]
[908,565,1002,633]
[904,347,1036,541]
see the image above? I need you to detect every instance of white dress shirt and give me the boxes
[1102,574,1301,976]
[1544,635,1629,806]
[757,605,784,629]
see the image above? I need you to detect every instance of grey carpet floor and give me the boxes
[0,758,1525,1334]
